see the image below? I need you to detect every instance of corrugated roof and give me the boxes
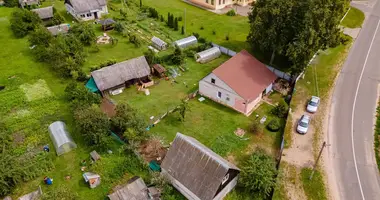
[91,56,150,92]
[174,36,197,48]
[161,133,239,200]
[97,18,115,25]
[47,24,70,36]
[152,64,166,74]
[66,0,106,13]
[213,50,277,101]
[32,6,53,20]
[108,177,149,200]
[151,36,166,47]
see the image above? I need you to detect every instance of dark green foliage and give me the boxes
[74,106,113,150]
[192,32,199,38]
[248,0,349,75]
[128,33,142,47]
[200,26,204,30]
[239,150,277,199]
[65,82,101,107]
[114,22,125,33]
[10,9,42,38]
[171,47,185,65]
[178,16,183,21]
[51,10,64,26]
[29,25,53,47]
[184,49,196,58]
[212,30,216,35]
[197,42,212,52]
[271,99,289,118]
[160,15,164,22]
[374,101,380,172]
[69,22,96,46]
[148,7,159,19]
[249,120,263,134]
[198,37,206,43]
[110,104,148,143]
[267,118,281,132]
[144,49,159,65]
[90,59,117,71]
[225,34,229,41]
[181,26,184,35]
[226,9,236,16]
[177,99,189,121]
[140,0,142,7]
[174,17,179,31]
[3,0,18,7]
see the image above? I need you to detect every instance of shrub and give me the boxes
[250,120,263,134]
[181,26,184,35]
[225,34,229,41]
[271,99,289,118]
[200,26,204,30]
[114,22,125,33]
[10,9,42,38]
[69,22,96,46]
[212,30,216,35]
[192,32,200,38]
[3,0,18,7]
[267,118,281,132]
[184,49,196,58]
[128,33,142,47]
[178,16,183,21]
[171,47,185,65]
[226,9,236,16]
[198,37,206,43]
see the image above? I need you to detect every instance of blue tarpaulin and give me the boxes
[85,77,99,93]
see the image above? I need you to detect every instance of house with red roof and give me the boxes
[199,50,277,116]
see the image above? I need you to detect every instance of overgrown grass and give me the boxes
[374,101,380,172]
[301,168,327,200]
[341,7,365,28]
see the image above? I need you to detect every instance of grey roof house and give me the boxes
[91,56,151,96]
[108,176,160,200]
[47,23,70,36]
[19,0,40,8]
[161,133,240,200]
[65,0,108,21]
[32,6,53,20]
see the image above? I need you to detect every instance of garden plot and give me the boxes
[20,79,53,101]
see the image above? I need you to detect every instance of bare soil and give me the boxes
[139,138,167,163]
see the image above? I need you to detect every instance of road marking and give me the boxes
[351,19,380,200]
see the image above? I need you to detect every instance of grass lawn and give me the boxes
[0,7,149,200]
[341,7,365,28]
[301,168,327,200]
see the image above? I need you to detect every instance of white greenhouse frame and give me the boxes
[195,47,222,63]
[48,121,77,156]
[174,36,197,48]
[151,36,167,50]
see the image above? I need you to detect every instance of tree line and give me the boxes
[248,0,350,75]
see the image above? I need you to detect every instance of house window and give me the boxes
[222,174,229,185]
[80,14,85,18]
[219,0,221,5]
[223,0,225,3]
[226,97,230,101]
[211,78,215,84]
[211,0,214,5]
[86,13,92,17]
[217,91,222,98]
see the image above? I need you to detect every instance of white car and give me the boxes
[307,96,320,113]
[297,114,311,134]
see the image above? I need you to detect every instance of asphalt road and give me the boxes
[329,1,380,200]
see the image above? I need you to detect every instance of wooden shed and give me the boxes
[152,64,166,77]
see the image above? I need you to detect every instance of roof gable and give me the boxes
[212,50,277,101]
[67,0,106,13]
[162,133,239,200]
[91,56,151,92]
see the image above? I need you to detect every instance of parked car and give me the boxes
[297,114,311,134]
[307,96,320,113]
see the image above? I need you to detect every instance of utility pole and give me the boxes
[309,141,329,180]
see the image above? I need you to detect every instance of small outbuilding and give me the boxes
[47,24,70,36]
[152,64,166,77]
[83,172,101,189]
[151,36,167,50]
[174,36,197,49]
[97,18,115,31]
[108,176,160,200]
[48,121,77,156]
[195,47,221,63]
[32,6,53,21]
[90,150,101,162]
[19,0,40,8]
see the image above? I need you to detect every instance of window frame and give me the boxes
[217,91,222,98]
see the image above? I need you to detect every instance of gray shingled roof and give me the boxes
[47,24,70,36]
[67,0,106,13]
[32,6,53,20]
[108,176,149,200]
[161,133,240,200]
[91,56,150,92]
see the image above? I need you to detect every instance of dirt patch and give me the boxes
[139,138,167,163]
[100,98,116,117]
[13,132,25,145]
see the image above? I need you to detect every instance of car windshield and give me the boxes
[309,101,318,106]
[299,121,308,128]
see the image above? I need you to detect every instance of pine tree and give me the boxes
[167,12,170,26]
[140,0,142,7]
[174,17,178,31]
[181,26,184,35]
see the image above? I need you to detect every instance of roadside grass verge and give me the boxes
[301,168,327,200]
[374,101,380,172]
[341,7,365,28]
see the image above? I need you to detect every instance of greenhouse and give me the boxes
[151,36,167,50]
[195,47,222,63]
[48,121,77,156]
[174,36,198,48]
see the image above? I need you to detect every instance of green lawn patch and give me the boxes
[20,79,53,101]
[301,168,327,200]
[341,7,365,28]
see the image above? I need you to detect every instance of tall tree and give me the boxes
[69,22,96,46]
[140,0,142,7]
[10,9,41,38]
[174,17,179,31]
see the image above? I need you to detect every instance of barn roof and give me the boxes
[151,36,166,47]
[47,24,70,35]
[91,56,150,92]
[66,0,106,13]
[108,176,149,200]
[32,6,53,20]
[213,50,277,101]
[152,64,166,74]
[161,133,239,200]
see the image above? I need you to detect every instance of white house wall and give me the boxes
[245,93,261,115]
[65,4,108,21]
[213,176,239,200]
[199,73,242,109]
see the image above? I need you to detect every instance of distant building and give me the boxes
[64,0,108,21]
[189,0,254,10]
[161,133,240,200]
[19,0,40,9]
[32,6,54,21]
[47,24,70,36]
[108,176,160,200]
[199,50,277,116]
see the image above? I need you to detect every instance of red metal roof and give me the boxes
[213,50,277,101]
